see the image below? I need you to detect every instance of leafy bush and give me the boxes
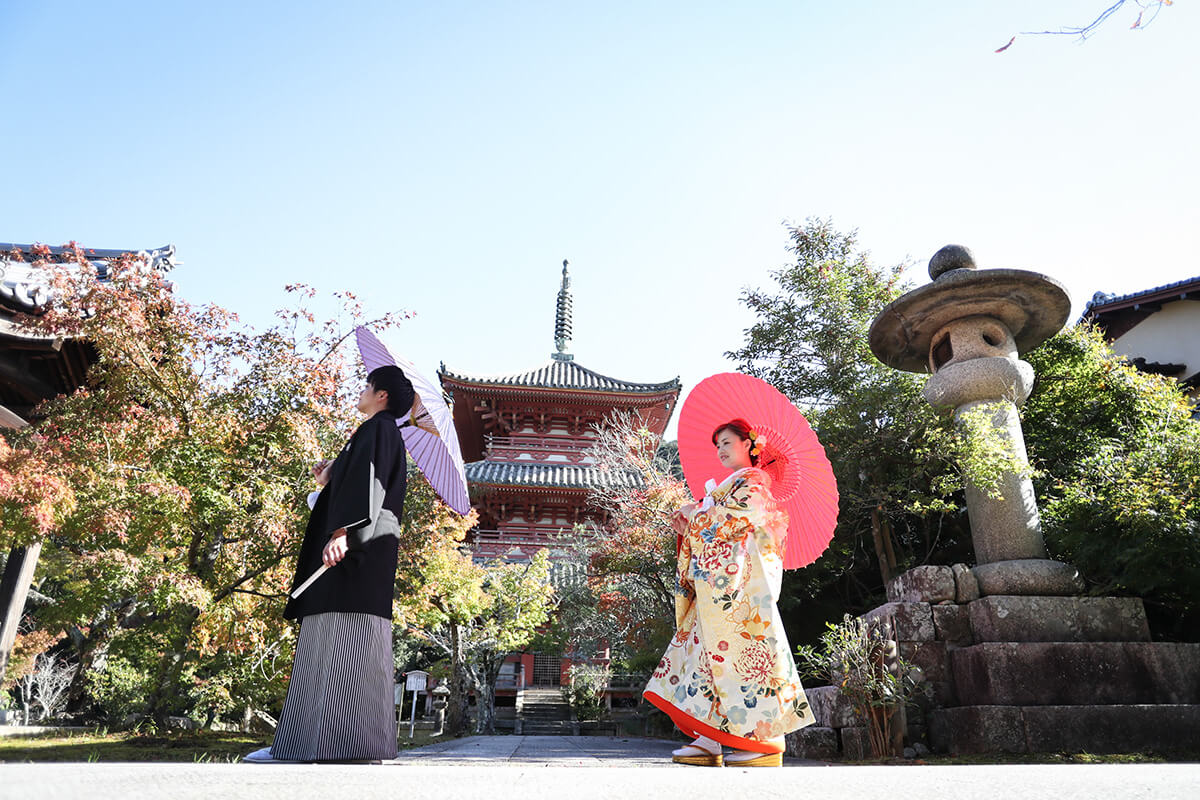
[1026,325,1200,639]
[795,614,921,759]
[561,663,610,721]
[87,656,153,725]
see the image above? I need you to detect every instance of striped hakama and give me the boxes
[270,612,397,761]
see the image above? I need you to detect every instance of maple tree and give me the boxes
[394,475,554,735]
[0,244,407,724]
[552,411,688,674]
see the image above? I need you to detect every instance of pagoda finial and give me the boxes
[553,259,574,361]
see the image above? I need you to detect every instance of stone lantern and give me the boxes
[869,245,1082,597]
[431,684,451,737]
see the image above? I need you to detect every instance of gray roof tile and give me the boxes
[440,358,679,394]
[0,244,175,313]
[465,460,643,489]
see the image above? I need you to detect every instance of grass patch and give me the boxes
[0,728,444,763]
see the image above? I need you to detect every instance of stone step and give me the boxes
[521,723,573,735]
[929,704,1200,755]
[951,642,1200,706]
[967,595,1150,643]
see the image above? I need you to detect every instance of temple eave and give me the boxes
[439,375,680,399]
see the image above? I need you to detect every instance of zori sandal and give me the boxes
[724,750,782,767]
[671,745,724,767]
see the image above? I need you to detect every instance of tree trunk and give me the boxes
[444,622,471,736]
[0,543,42,686]
[869,507,893,586]
[147,605,201,725]
[476,664,497,735]
[64,598,139,710]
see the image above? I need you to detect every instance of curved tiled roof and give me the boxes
[465,460,643,490]
[1081,274,1200,318]
[440,358,679,395]
[0,244,176,313]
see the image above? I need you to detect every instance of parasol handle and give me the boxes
[290,564,329,599]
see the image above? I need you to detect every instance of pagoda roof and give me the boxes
[466,460,642,490]
[440,358,680,396]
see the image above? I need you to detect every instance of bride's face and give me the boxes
[715,429,752,470]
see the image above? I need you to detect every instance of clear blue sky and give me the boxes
[3,2,1196,437]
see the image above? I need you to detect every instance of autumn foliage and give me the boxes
[0,244,408,724]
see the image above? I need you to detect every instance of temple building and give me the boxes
[0,243,176,426]
[438,261,680,565]
[1081,275,1200,405]
[437,261,680,691]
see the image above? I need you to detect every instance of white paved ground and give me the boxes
[1,736,1197,800]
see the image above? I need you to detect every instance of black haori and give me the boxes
[271,612,397,761]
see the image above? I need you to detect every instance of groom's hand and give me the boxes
[323,530,348,566]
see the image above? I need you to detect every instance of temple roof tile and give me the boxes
[1,243,176,314]
[440,358,679,395]
[465,460,642,490]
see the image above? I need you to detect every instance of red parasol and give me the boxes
[677,372,838,570]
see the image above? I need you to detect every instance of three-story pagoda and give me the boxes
[438,261,680,568]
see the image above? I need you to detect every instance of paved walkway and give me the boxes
[2,736,1197,800]
[390,733,689,767]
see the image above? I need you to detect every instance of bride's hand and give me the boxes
[670,503,697,535]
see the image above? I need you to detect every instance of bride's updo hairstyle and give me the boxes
[711,418,758,466]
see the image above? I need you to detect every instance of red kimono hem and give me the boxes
[643,690,784,754]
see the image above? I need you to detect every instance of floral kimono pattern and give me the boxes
[643,467,814,753]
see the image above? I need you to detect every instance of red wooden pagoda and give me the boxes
[438,261,680,571]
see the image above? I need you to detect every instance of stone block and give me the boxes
[967,595,1150,643]
[924,681,957,707]
[973,559,1084,597]
[929,706,1026,754]
[933,704,1200,755]
[861,602,935,642]
[786,725,839,760]
[951,642,1200,706]
[900,641,949,683]
[840,726,871,761]
[1021,704,1200,754]
[952,563,980,603]
[932,604,973,647]
[805,685,859,728]
[886,566,956,604]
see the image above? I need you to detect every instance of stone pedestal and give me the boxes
[797,564,1200,757]
[967,595,1150,643]
[972,559,1083,597]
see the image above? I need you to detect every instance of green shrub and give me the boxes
[561,663,609,721]
[87,656,152,726]
[796,614,921,759]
